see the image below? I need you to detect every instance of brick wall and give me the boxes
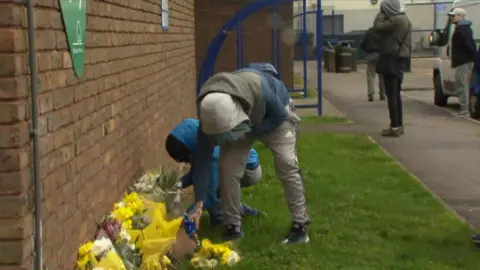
[0,0,196,268]
[195,0,294,89]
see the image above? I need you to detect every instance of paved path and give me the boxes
[296,64,480,228]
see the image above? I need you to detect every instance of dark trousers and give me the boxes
[383,73,403,128]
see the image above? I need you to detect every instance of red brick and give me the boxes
[0,121,29,148]
[0,238,32,265]
[0,101,28,124]
[0,170,30,195]
[0,4,25,29]
[0,53,28,76]
[0,193,30,218]
[0,26,26,50]
[53,87,74,109]
[0,148,29,172]
[0,76,29,99]
[0,213,33,240]
[46,107,72,132]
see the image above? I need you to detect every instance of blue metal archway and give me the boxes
[196,0,324,115]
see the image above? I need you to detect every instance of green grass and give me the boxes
[301,115,348,124]
[186,133,478,269]
[291,75,316,99]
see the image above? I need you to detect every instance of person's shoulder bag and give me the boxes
[360,28,381,54]
[376,21,411,75]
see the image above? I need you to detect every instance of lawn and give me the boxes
[187,133,478,269]
[300,115,349,125]
[291,75,316,99]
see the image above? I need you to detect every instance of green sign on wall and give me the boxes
[59,0,87,78]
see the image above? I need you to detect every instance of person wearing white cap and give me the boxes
[188,63,309,244]
[447,7,477,117]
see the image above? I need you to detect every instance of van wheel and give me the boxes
[434,73,448,107]
[469,95,480,119]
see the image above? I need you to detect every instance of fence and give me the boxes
[293,1,462,61]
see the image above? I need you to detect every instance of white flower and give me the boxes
[91,237,113,256]
[119,229,131,242]
[226,251,241,266]
[205,259,218,268]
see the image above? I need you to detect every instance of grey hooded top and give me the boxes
[372,0,412,59]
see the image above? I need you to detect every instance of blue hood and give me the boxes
[170,118,199,152]
[457,19,472,26]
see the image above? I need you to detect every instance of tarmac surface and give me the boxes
[295,60,480,228]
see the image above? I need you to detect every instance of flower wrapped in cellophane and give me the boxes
[130,167,191,219]
[76,237,127,270]
[126,198,183,269]
[190,239,241,268]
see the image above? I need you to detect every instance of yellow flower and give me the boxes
[78,242,93,257]
[162,255,171,265]
[112,206,134,222]
[122,220,133,230]
[76,255,90,269]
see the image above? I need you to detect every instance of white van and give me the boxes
[429,0,480,118]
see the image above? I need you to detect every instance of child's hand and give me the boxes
[189,201,203,229]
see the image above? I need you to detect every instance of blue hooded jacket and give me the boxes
[170,118,260,210]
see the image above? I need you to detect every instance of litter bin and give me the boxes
[335,43,355,73]
[323,47,336,72]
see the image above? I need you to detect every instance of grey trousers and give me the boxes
[219,120,308,226]
[367,59,385,97]
[455,62,474,112]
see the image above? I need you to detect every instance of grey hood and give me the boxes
[381,0,403,17]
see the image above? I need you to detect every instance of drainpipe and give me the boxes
[25,0,43,269]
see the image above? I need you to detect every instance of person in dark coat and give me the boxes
[447,8,476,117]
[370,0,412,137]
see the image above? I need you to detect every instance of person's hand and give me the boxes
[189,201,203,229]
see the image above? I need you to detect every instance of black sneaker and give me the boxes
[368,96,374,102]
[380,95,386,101]
[282,222,310,244]
[224,225,243,241]
[381,127,402,137]
[471,233,480,245]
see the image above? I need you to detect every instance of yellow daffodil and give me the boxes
[111,206,134,222]
[162,255,171,265]
[76,255,90,269]
[122,220,133,230]
[78,241,93,257]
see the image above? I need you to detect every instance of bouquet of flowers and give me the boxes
[76,237,127,270]
[76,169,243,269]
[190,239,241,269]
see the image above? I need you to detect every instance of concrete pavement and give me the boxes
[295,62,480,228]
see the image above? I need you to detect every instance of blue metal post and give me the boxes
[316,2,323,115]
[302,0,308,98]
[236,18,241,69]
[275,3,281,79]
[271,9,277,69]
[239,21,244,67]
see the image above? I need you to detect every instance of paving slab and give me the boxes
[295,62,480,228]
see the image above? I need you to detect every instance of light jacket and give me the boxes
[192,68,290,203]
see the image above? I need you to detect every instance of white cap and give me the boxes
[199,92,249,135]
[448,8,466,16]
